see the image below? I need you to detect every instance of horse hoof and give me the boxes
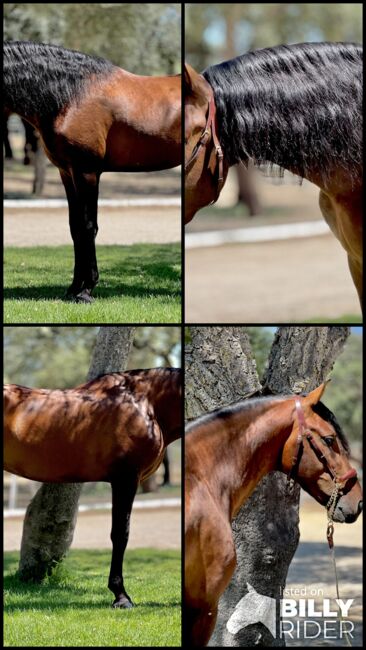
[75,290,94,304]
[112,598,134,609]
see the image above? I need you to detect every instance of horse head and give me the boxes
[184,63,228,224]
[281,383,362,523]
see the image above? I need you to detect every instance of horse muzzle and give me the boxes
[332,497,362,523]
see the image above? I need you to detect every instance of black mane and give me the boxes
[203,42,362,184]
[4,41,116,120]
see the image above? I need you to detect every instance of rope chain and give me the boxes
[326,484,353,647]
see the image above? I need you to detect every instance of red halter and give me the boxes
[185,89,224,202]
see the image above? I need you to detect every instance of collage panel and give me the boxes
[4,325,182,647]
[184,3,362,324]
[184,325,362,646]
[4,3,182,325]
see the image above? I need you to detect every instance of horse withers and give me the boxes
[4,367,182,608]
[185,382,362,646]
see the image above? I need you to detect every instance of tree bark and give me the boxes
[18,326,135,582]
[185,326,350,647]
[185,326,261,421]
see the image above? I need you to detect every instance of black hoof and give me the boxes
[112,596,134,609]
[65,288,94,303]
[75,289,94,304]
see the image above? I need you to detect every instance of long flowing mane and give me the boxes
[203,42,362,184]
[4,40,116,119]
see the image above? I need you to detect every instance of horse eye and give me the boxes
[323,437,334,448]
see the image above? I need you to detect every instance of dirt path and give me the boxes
[4,505,181,551]
[285,498,362,646]
[185,234,360,322]
[4,206,181,246]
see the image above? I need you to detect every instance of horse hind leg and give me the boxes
[108,472,139,609]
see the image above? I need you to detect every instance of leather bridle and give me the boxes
[184,91,224,203]
[288,399,357,518]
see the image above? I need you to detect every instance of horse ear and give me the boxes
[303,381,330,406]
[184,63,195,90]
[184,62,211,100]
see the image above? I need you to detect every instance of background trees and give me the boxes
[4,3,181,73]
[185,3,362,70]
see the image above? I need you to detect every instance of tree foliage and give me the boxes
[4,326,181,388]
[186,3,362,69]
[4,3,181,73]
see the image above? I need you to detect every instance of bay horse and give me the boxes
[4,41,181,302]
[184,42,362,307]
[184,383,362,646]
[4,367,182,608]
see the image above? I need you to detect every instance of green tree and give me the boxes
[4,3,181,73]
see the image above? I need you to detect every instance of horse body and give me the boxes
[49,69,181,173]
[184,384,362,646]
[4,41,181,302]
[4,367,182,608]
[184,42,362,306]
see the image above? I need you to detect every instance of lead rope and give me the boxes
[326,486,352,647]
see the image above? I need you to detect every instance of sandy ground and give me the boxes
[285,496,363,646]
[4,505,181,551]
[185,234,360,322]
[4,140,181,245]
[185,171,361,322]
[4,206,181,246]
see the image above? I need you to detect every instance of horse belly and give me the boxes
[103,122,180,171]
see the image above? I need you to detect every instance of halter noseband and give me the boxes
[185,90,224,203]
[288,399,357,519]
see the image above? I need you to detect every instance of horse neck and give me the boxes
[187,398,294,520]
[145,369,181,446]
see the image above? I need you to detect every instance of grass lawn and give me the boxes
[4,244,181,324]
[4,549,181,647]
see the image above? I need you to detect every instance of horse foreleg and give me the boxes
[60,168,100,303]
[108,473,139,609]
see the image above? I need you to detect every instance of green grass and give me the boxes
[4,244,181,323]
[307,315,362,323]
[4,549,181,647]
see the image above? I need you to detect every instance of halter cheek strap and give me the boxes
[185,89,224,202]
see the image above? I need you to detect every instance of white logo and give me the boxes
[226,583,276,638]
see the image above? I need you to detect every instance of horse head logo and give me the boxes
[226,583,276,638]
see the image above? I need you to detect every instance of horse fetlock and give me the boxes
[112,595,134,609]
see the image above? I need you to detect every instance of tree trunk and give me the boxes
[185,326,261,421]
[18,326,135,582]
[185,326,350,646]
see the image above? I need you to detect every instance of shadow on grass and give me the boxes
[4,244,181,302]
[4,550,180,613]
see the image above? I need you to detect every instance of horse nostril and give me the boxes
[358,500,363,514]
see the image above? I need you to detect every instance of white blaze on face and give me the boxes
[226,582,276,638]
